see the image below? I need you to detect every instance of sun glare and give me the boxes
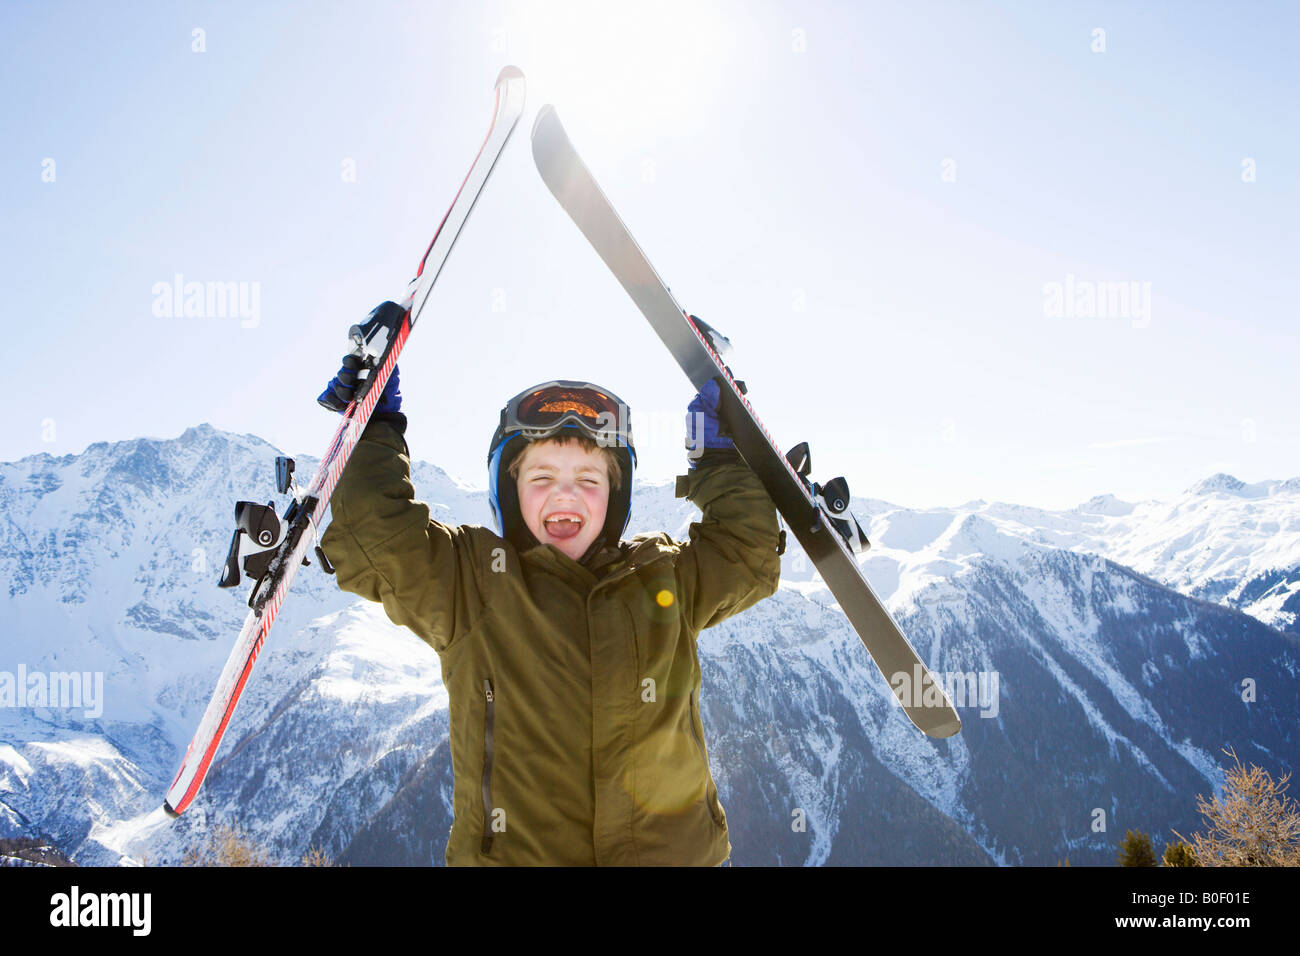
[493,0,736,151]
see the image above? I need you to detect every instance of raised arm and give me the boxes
[316,332,483,652]
[674,381,782,631]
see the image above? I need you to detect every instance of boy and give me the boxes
[318,330,781,866]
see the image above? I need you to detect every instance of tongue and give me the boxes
[546,518,582,541]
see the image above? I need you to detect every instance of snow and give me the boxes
[28,735,124,767]
[872,509,959,552]
[0,745,33,786]
[87,806,172,866]
[813,472,1300,632]
[1075,494,1136,517]
[1173,739,1225,789]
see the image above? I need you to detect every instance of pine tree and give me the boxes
[1116,829,1157,866]
[1162,841,1199,867]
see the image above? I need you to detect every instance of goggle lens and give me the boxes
[514,386,624,430]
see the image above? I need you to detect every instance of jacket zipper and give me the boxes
[689,688,724,826]
[480,678,496,855]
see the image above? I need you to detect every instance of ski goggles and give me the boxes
[498,380,633,450]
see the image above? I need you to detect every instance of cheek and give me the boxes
[516,481,542,517]
[585,486,610,521]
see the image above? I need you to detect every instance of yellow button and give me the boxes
[656,589,675,607]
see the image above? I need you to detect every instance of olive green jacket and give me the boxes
[319,417,781,866]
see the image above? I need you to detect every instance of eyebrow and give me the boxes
[523,462,604,475]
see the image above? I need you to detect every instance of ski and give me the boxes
[531,104,960,738]
[163,66,527,817]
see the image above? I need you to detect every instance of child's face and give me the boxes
[515,440,611,561]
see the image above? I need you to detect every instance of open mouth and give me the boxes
[543,512,584,541]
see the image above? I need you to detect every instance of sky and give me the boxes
[2,0,1296,510]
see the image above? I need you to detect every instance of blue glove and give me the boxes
[318,359,402,415]
[685,378,734,468]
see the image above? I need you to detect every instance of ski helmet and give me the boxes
[487,381,637,550]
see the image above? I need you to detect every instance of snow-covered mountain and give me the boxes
[778,474,1300,634]
[1,425,1296,866]
[1067,476,1300,631]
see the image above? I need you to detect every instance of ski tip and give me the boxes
[162,801,182,819]
[531,103,558,140]
[495,64,525,86]
[926,715,963,739]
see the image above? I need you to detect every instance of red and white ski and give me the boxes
[164,66,527,816]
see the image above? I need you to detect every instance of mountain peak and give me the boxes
[1076,493,1135,516]
[1187,473,1246,496]
[1184,474,1300,499]
[179,423,218,441]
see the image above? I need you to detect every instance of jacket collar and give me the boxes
[519,535,673,590]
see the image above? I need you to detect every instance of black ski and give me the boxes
[531,104,960,738]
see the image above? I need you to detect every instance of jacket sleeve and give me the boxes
[318,414,482,653]
[675,450,782,632]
